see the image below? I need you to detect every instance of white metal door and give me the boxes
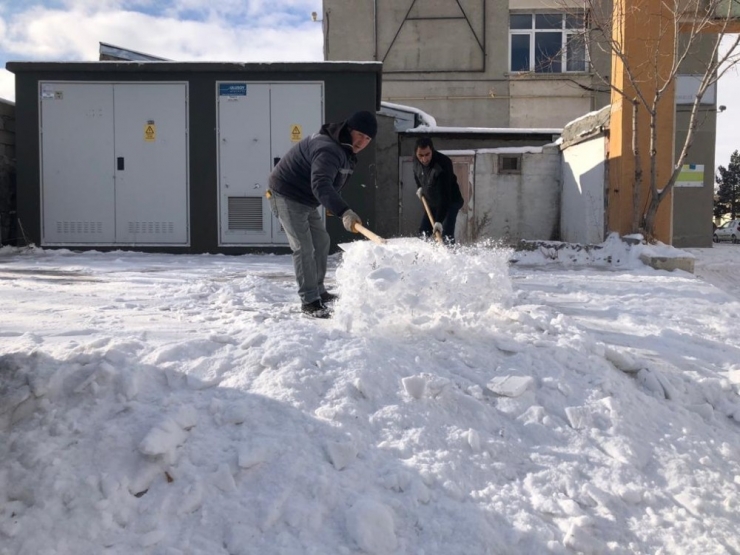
[269,83,324,241]
[217,83,272,245]
[40,83,116,244]
[114,83,189,244]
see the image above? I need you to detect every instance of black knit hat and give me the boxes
[346,110,378,140]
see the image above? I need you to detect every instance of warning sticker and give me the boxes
[144,123,156,142]
[290,124,302,142]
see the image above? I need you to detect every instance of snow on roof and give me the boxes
[563,106,611,129]
[406,125,563,135]
[440,146,549,156]
[380,101,438,127]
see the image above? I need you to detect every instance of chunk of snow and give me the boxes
[402,375,426,399]
[487,375,534,398]
[326,440,358,471]
[346,499,397,554]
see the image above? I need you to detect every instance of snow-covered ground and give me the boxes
[1,237,739,555]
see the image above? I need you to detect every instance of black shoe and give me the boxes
[301,299,331,319]
[320,291,339,304]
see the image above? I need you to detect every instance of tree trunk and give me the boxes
[631,100,642,233]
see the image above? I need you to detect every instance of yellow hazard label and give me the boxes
[290,124,302,142]
[144,124,156,142]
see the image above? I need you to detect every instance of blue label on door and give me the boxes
[219,83,247,96]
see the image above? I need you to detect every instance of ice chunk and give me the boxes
[212,463,236,493]
[402,375,426,399]
[487,375,534,398]
[467,429,481,452]
[326,440,358,471]
[346,499,397,554]
[237,443,273,469]
[138,418,188,460]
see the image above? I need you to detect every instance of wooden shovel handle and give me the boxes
[420,195,444,243]
[352,222,387,244]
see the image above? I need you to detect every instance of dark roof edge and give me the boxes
[6,61,384,74]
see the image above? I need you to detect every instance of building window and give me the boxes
[499,154,522,174]
[509,12,587,73]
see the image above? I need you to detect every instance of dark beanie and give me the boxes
[346,110,378,139]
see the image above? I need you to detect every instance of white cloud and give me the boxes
[0,1,323,102]
[0,69,14,102]
[0,5,322,60]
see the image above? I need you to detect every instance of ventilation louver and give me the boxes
[228,197,263,231]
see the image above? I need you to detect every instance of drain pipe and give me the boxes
[373,0,378,60]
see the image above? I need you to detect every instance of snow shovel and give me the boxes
[352,222,386,244]
[419,194,444,244]
[337,222,386,251]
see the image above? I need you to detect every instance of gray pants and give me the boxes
[269,192,330,304]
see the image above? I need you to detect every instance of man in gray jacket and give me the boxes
[268,110,377,318]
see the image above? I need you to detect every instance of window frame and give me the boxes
[498,154,522,175]
[508,12,588,74]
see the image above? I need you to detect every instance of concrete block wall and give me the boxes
[473,146,561,243]
[0,99,16,245]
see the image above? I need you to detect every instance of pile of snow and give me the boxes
[511,233,694,270]
[1,238,740,554]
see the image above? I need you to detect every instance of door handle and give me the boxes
[117,157,124,170]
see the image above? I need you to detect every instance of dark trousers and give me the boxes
[419,199,463,243]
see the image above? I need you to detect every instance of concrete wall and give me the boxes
[473,146,561,243]
[372,113,399,238]
[561,135,607,244]
[672,108,716,248]
[323,0,600,128]
[671,35,718,248]
[509,77,593,128]
[0,99,15,245]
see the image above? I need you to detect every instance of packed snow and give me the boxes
[1,236,740,555]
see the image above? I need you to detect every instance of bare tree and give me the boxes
[578,0,740,239]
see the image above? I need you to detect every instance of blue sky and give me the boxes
[0,0,324,98]
[0,1,739,170]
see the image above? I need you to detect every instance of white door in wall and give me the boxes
[269,84,324,243]
[218,83,273,245]
[114,83,189,244]
[40,83,116,244]
[217,82,324,246]
[40,81,189,246]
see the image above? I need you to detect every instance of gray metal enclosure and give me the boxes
[217,82,323,246]
[8,61,382,254]
[40,82,189,246]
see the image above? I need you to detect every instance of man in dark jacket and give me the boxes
[268,110,377,318]
[413,137,464,243]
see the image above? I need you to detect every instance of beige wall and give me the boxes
[509,77,593,127]
[323,0,600,128]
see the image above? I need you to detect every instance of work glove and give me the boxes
[433,222,443,236]
[342,209,361,232]
[416,188,423,200]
